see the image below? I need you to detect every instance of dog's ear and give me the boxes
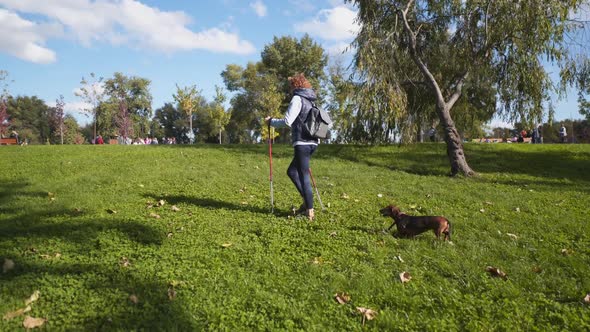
[391,206,401,216]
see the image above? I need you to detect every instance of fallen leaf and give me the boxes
[479,209,485,213]
[171,205,180,212]
[23,316,46,329]
[426,194,432,198]
[312,257,324,265]
[514,207,520,212]
[106,209,117,214]
[138,184,144,188]
[128,294,139,304]
[166,232,173,238]
[47,192,54,197]
[221,243,233,248]
[157,199,166,207]
[584,293,590,304]
[396,255,404,263]
[486,266,508,280]
[354,199,360,203]
[24,291,40,306]
[149,212,161,219]
[485,201,493,205]
[561,249,573,256]
[399,271,411,283]
[334,292,351,304]
[341,193,349,199]
[2,258,15,273]
[506,233,518,240]
[167,287,177,300]
[356,307,377,325]
[409,204,417,209]
[120,257,130,268]
[3,306,31,320]
[240,201,248,205]
[377,194,383,198]
[532,266,543,273]
[329,232,337,237]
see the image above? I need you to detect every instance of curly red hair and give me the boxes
[288,73,312,89]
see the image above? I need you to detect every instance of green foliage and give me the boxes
[104,73,153,138]
[0,144,589,330]
[221,35,328,143]
[5,96,52,144]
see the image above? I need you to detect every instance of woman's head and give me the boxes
[288,73,312,90]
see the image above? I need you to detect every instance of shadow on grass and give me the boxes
[2,261,199,330]
[144,194,292,218]
[0,181,196,330]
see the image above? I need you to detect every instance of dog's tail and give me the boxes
[445,220,452,241]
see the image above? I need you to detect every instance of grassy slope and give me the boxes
[0,143,589,331]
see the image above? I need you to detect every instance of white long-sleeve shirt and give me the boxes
[270,95,318,146]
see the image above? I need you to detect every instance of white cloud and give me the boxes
[0,9,59,63]
[295,5,360,41]
[0,0,256,63]
[250,0,267,17]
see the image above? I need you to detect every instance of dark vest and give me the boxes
[291,89,318,144]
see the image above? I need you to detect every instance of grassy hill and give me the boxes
[1,143,589,330]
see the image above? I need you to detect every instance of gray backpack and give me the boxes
[300,100,332,139]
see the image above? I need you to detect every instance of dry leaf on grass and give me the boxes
[584,293,590,304]
[329,232,337,238]
[356,307,377,325]
[128,294,139,304]
[396,255,404,263]
[157,199,166,207]
[106,209,117,214]
[479,209,485,213]
[486,266,508,280]
[221,243,233,248]
[149,212,161,219]
[24,291,40,306]
[334,293,351,304]
[2,258,14,273]
[171,205,180,212]
[341,193,350,199]
[167,287,177,300]
[3,306,31,320]
[399,271,412,283]
[22,316,46,329]
[532,266,543,274]
[377,194,383,198]
[506,233,518,240]
[561,249,573,256]
[120,257,130,268]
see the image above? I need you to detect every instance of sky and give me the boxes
[0,0,585,128]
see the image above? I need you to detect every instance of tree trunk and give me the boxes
[189,113,193,143]
[219,128,222,144]
[438,105,475,177]
[93,114,97,144]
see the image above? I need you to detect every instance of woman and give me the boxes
[266,73,319,221]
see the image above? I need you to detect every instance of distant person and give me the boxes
[96,135,104,144]
[537,125,543,143]
[559,124,567,143]
[9,130,19,144]
[532,126,538,144]
[428,126,436,142]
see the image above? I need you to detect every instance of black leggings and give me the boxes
[287,145,317,209]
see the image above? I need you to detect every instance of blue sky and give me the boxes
[0,0,584,127]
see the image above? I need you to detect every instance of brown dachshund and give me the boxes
[380,205,452,241]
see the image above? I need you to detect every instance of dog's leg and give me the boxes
[386,221,397,232]
[443,222,452,241]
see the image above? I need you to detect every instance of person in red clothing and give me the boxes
[96,135,104,144]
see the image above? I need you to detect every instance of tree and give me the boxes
[209,86,231,144]
[104,73,152,140]
[51,95,66,144]
[6,96,52,144]
[173,84,201,143]
[76,73,105,142]
[348,0,589,176]
[221,35,328,143]
[0,70,10,137]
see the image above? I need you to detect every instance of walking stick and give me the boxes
[268,123,274,214]
[308,168,325,211]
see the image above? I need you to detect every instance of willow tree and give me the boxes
[348,0,588,176]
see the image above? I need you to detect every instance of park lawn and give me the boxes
[0,143,589,331]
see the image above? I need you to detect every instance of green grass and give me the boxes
[1,143,589,331]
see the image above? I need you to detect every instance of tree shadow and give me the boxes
[143,193,292,218]
[0,181,199,330]
[2,261,199,330]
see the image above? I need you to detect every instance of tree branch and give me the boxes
[448,71,469,108]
